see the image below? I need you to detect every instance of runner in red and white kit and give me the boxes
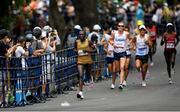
[160,23,179,84]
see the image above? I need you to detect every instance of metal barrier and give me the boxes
[0,45,107,108]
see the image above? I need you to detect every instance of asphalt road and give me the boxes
[2,38,180,111]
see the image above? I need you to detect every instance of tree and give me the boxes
[49,0,66,34]
[74,0,98,28]
[0,0,13,29]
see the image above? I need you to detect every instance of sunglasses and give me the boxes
[118,25,124,27]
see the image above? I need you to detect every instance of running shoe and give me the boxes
[118,84,123,90]
[77,92,84,99]
[168,78,172,84]
[147,69,150,74]
[111,84,115,89]
[146,70,151,80]
[150,62,154,67]
[171,69,175,75]
[142,81,147,87]
[122,80,127,86]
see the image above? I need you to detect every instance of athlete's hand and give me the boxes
[107,50,113,55]
[114,45,124,48]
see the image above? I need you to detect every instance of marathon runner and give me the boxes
[132,25,152,87]
[160,23,179,84]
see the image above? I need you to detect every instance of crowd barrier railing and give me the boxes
[0,45,107,108]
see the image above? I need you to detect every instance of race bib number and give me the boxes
[150,32,156,36]
[166,43,175,48]
[138,43,146,49]
[138,45,147,55]
[78,50,88,56]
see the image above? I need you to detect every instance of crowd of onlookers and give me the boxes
[97,0,180,37]
[2,0,179,48]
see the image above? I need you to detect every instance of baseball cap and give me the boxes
[139,25,146,30]
[74,25,82,30]
[166,23,173,27]
[93,24,101,30]
[43,25,52,33]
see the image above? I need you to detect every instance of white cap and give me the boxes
[139,25,146,30]
[164,3,168,7]
[166,23,173,27]
[34,26,41,30]
[93,24,101,30]
[74,25,82,30]
[43,25,52,33]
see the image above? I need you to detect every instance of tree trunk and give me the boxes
[49,0,66,34]
[74,0,98,28]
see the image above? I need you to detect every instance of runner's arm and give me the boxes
[131,36,136,51]
[160,34,165,46]
[84,40,97,53]
[175,34,179,47]
[145,35,153,48]
[74,40,77,52]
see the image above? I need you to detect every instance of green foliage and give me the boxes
[14,0,24,8]
[0,0,27,29]
[139,0,148,5]
[155,0,166,5]
[0,16,15,29]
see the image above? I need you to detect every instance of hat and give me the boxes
[164,3,168,7]
[137,20,143,26]
[93,24,101,30]
[74,25,82,30]
[25,31,33,42]
[43,25,52,33]
[139,25,146,30]
[166,23,173,27]
[33,27,42,39]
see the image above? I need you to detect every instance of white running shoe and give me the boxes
[150,62,154,67]
[111,84,115,89]
[77,91,84,99]
[142,81,147,87]
[171,69,175,75]
[169,78,173,84]
[118,84,124,89]
[147,69,150,74]
[122,81,127,86]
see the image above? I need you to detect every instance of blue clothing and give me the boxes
[136,8,144,21]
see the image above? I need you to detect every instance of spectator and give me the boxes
[66,25,82,48]
[0,29,20,104]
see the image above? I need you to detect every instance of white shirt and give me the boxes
[15,46,26,69]
[136,34,149,56]
[114,31,127,53]
[67,34,77,47]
